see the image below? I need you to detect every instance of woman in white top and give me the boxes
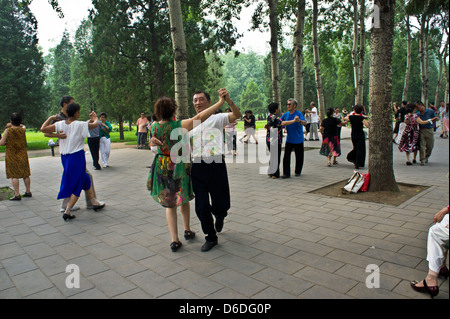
[41,103,105,221]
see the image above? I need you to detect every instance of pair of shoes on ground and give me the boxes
[170,230,196,252]
[9,192,32,201]
[281,174,301,178]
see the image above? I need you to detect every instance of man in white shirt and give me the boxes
[309,102,320,141]
[190,90,241,252]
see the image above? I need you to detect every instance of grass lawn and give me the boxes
[0,130,138,152]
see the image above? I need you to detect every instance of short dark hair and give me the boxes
[193,91,211,101]
[154,96,177,121]
[267,103,279,114]
[406,103,416,113]
[326,108,334,118]
[60,96,74,107]
[66,103,81,117]
[99,112,107,118]
[354,104,364,114]
[402,101,407,106]
[415,101,424,106]
[11,112,22,126]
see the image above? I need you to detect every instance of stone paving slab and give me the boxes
[0,127,449,300]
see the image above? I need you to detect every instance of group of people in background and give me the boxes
[396,100,447,166]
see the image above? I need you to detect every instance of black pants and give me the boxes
[267,142,282,177]
[350,135,366,168]
[191,160,230,242]
[283,142,304,176]
[87,137,101,169]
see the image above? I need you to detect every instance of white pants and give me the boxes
[100,137,111,167]
[427,214,449,273]
[310,122,319,140]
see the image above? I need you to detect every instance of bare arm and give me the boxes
[88,111,99,130]
[40,115,58,134]
[0,129,8,146]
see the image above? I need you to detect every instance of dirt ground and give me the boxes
[310,180,429,207]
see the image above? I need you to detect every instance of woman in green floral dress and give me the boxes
[148,93,226,251]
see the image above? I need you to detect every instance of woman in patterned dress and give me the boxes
[398,103,420,165]
[148,92,225,252]
[320,108,345,167]
[0,113,31,200]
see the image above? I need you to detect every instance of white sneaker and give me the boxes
[60,206,80,212]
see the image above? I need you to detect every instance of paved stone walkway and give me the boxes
[0,127,448,299]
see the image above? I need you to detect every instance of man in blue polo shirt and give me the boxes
[416,101,439,166]
[281,98,307,178]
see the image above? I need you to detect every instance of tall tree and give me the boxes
[168,0,189,119]
[368,0,399,192]
[312,0,326,121]
[293,0,306,111]
[0,0,47,128]
[268,0,282,107]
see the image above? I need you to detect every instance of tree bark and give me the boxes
[445,56,449,104]
[351,0,359,105]
[419,2,430,106]
[168,0,188,119]
[357,0,366,106]
[268,0,281,108]
[368,0,399,192]
[293,0,305,111]
[312,0,325,121]
[402,14,411,102]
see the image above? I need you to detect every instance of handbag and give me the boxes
[344,171,365,193]
[360,173,370,192]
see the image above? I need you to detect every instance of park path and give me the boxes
[0,126,448,299]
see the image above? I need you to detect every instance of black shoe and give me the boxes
[215,218,224,233]
[94,167,101,170]
[184,230,196,240]
[295,173,301,177]
[22,192,32,198]
[92,203,106,211]
[9,195,21,201]
[62,214,76,221]
[406,161,413,166]
[201,240,218,252]
[281,175,290,179]
[170,241,182,252]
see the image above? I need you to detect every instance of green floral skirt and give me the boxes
[147,154,194,208]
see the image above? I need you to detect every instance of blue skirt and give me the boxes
[58,150,91,199]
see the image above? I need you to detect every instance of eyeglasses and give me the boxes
[286,103,292,106]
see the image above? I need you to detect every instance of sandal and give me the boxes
[333,160,338,165]
[22,192,32,198]
[327,162,331,167]
[184,230,196,240]
[410,279,439,298]
[9,195,21,201]
[170,241,182,252]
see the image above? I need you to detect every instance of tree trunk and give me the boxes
[435,55,443,107]
[118,114,124,141]
[351,0,359,105]
[402,14,411,102]
[149,0,164,98]
[168,0,188,119]
[268,0,281,108]
[293,0,305,111]
[368,0,399,192]
[357,0,366,106]
[445,56,449,104]
[312,0,325,121]
[419,2,430,106]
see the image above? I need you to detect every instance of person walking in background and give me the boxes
[398,103,419,166]
[344,104,369,169]
[148,93,225,252]
[136,112,149,149]
[281,98,307,178]
[309,102,320,141]
[440,103,449,139]
[320,108,344,167]
[0,113,31,200]
[333,107,343,142]
[303,108,311,139]
[243,110,258,144]
[224,108,238,156]
[40,103,105,221]
[87,117,101,170]
[415,101,439,166]
[99,112,112,168]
